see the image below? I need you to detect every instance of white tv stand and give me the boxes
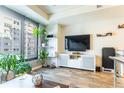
[58,52,96,72]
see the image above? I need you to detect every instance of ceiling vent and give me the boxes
[97,5,102,8]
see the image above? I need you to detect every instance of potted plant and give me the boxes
[0,54,13,80]
[15,62,31,76]
[15,55,32,76]
[33,26,49,66]
[39,49,49,66]
[0,54,32,81]
[0,54,17,80]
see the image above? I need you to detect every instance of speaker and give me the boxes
[102,47,115,69]
[96,66,101,72]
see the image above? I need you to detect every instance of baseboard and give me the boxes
[59,66,94,72]
[32,65,42,71]
[102,67,114,73]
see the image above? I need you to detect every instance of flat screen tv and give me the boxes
[65,35,90,51]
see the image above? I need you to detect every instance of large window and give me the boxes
[0,12,21,55]
[0,6,38,60]
[24,20,37,59]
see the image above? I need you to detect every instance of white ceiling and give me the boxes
[38,5,118,25]
[38,5,85,15]
[5,5,123,26]
[57,5,124,26]
[5,5,48,25]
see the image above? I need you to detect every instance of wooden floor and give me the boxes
[32,67,124,88]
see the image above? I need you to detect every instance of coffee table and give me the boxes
[0,74,69,88]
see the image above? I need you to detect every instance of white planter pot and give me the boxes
[42,43,45,47]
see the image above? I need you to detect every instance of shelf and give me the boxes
[45,46,55,49]
[70,55,81,59]
[48,56,57,58]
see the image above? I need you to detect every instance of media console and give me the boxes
[58,53,96,72]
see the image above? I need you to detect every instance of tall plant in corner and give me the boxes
[33,26,48,66]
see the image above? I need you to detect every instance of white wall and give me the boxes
[58,25,65,53]
[63,18,124,66]
[46,24,64,66]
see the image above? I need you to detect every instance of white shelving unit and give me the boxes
[47,37,57,58]
[46,24,61,67]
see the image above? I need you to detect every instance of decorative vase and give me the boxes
[32,74,43,87]
[6,70,15,81]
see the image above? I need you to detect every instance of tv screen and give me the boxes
[65,35,90,51]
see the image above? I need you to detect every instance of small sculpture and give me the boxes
[118,24,124,28]
[32,74,43,87]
